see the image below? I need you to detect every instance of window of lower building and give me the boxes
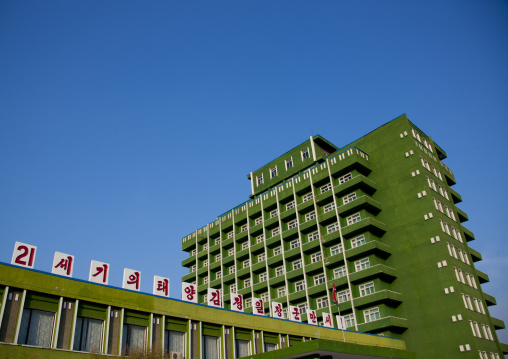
[121,324,147,355]
[164,330,185,356]
[18,309,55,348]
[344,314,355,327]
[203,335,220,359]
[264,342,278,352]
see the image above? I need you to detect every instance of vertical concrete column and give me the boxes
[0,288,24,343]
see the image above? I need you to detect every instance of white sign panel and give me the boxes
[252,297,264,316]
[123,268,141,291]
[181,282,197,303]
[11,242,37,269]
[271,301,283,319]
[322,312,334,328]
[230,293,244,312]
[52,251,74,277]
[336,315,347,330]
[207,288,222,308]
[153,276,170,297]
[289,305,301,322]
[89,260,109,285]
[307,309,318,325]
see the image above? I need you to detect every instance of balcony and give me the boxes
[444,171,456,187]
[236,248,250,261]
[197,249,208,259]
[280,207,296,221]
[235,231,248,242]
[182,272,196,283]
[182,238,196,251]
[324,253,345,267]
[222,238,234,248]
[336,196,382,218]
[455,207,469,223]
[305,261,325,275]
[282,227,299,240]
[288,290,306,302]
[182,256,195,267]
[269,274,285,287]
[321,230,341,246]
[302,239,321,253]
[197,266,208,276]
[449,187,462,204]
[210,261,221,271]
[475,269,490,284]
[334,175,377,198]
[286,268,304,281]
[341,217,387,239]
[491,317,506,330]
[223,273,235,284]
[284,247,301,260]
[264,216,279,228]
[222,255,234,266]
[462,226,475,242]
[468,247,482,262]
[353,290,403,309]
[482,292,497,306]
[267,254,283,266]
[345,241,391,261]
[299,218,317,233]
[337,300,352,313]
[237,267,250,278]
[315,190,334,206]
[238,286,250,296]
[307,283,327,297]
[329,149,372,178]
[249,223,263,237]
[297,199,315,213]
[252,261,266,273]
[266,234,282,247]
[250,242,265,254]
[349,264,397,284]
[210,278,221,288]
[318,210,338,226]
[357,316,409,334]
[253,281,268,293]
[278,187,294,203]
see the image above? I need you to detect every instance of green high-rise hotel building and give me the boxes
[182,114,507,358]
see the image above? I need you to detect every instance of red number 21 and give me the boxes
[15,245,35,267]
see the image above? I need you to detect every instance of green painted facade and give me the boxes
[0,263,408,358]
[182,114,507,358]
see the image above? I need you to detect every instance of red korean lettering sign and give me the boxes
[11,242,37,269]
[52,252,74,277]
[153,275,170,297]
[123,268,141,291]
[89,260,109,285]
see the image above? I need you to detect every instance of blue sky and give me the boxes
[1,0,507,343]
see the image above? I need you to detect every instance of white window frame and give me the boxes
[286,201,295,210]
[295,280,306,291]
[327,222,339,234]
[343,192,357,204]
[228,248,234,256]
[275,266,284,276]
[216,254,221,262]
[301,148,310,160]
[256,234,264,243]
[355,258,370,271]
[308,231,320,241]
[255,217,263,225]
[274,246,282,256]
[330,243,343,255]
[288,219,298,230]
[259,272,267,282]
[364,307,380,323]
[257,175,263,185]
[241,242,249,250]
[338,173,352,184]
[277,287,286,297]
[359,282,375,297]
[338,289,351,303]
[334,266,346,278]
[324,203,335,213]
[290,239,300,249]
[258,253,266,262]
[313,274,326,286]
[229,266,235,274]
[305,211,316,222]
[286,158,293,170]
[302,192,313,202]
[310,252,322,263]
[272,227,280,236]
[321,183,332,193]
[270,209,278,218]
[351,235,366,248]
[243,260,250,268]
[293,259,302,270]
[270,167,278,178]
[316,296,329,309]
[347,213,361,225]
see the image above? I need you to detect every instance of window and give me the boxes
[347,213,361,225]
[284,219,297,230]
[327,222,339,234]
[324,203,335,213]
[305,211,316,221]
[286,158,293,169]
[214,271,221,280]
[215,238,221,245]
[316,296,329,309]
[272,227,280,236]
[286,201,295,210]
[230,284,236,293]
[164,330,185,356]
[203,335,220,359]
[245,298,252,308]
[343,192,357,204]
[255,217,263,225]
[243,260,250,268]
[191,249,197,256]
[242,242,249,250]
[274,246,282,256]
[227,231,233,239]
[427,176,437,191]
[314,274,326,285]
[302,192,314,202]
[261,292,269,302]
[264,343,278,352]
[216,254,221,261]
[257,175,263,185]
[334,266,347,278]
[203,276,209,284]
[351,235,366,248]
[364,308,380,323]
[191,265,196,273]
[203,259,208,267]
[241,224,248,233]
[293,259,302,270]
[122,324,147,355]
[301,148,310,160]
[277,287,286,297]
[321,183,332,193]
[228,248,235,256]
[330,243,343,255]
[297,303,308,314]
[244,278,251,287]
[344,314,355,327]
[420,156,431,171]
[18,309,55,347]
[338,173,352,184]
[259,272,267,282]
[203,243,208,250]
[338,289,351,303]
[275,266,284,276]
[295,280,306,291]
[359,282,375,297]
[355,258,370,271]
[311,252,322,263]
[256,234,264,243]
[290,239,300,249]
[258,253,266,262]
[308,231,320,241]
[270,167,278,178]
[270,209,278,218]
